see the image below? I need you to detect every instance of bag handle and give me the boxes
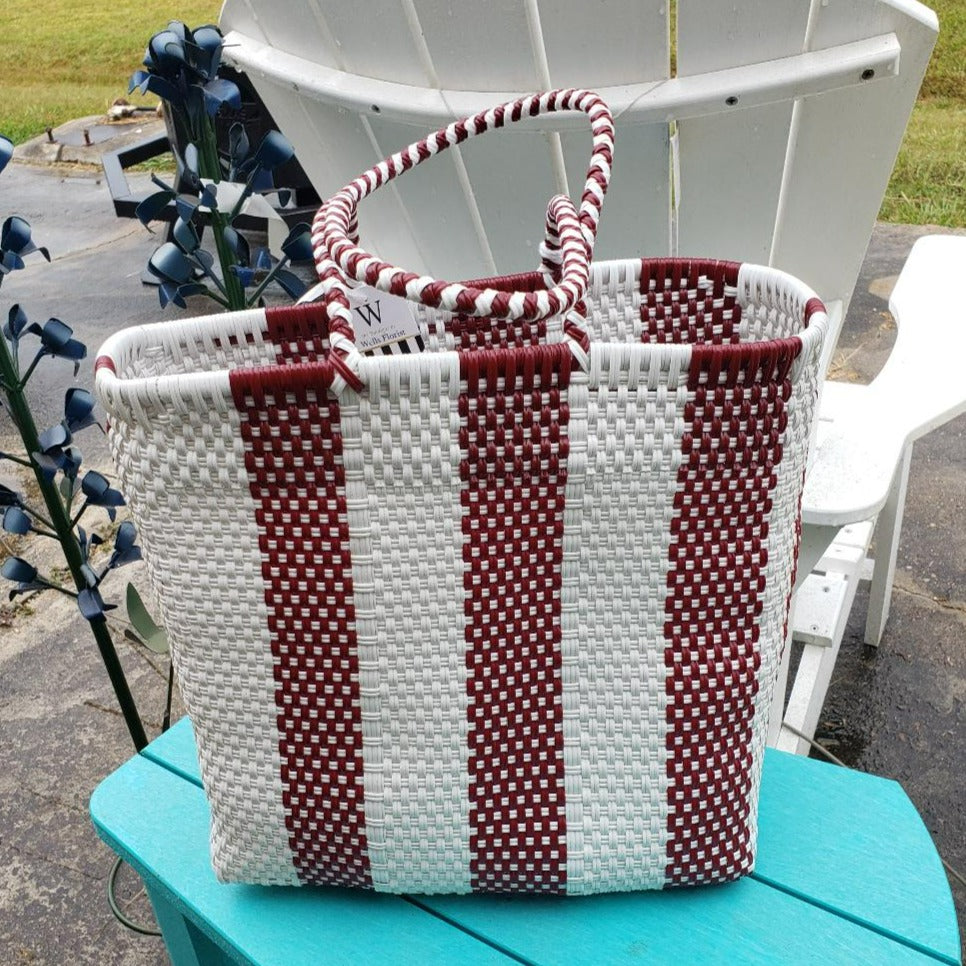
[310,89,613,392]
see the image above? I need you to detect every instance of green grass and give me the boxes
[0,1,219,144]
[919,0,966,100]
[882,0,966,227]
[881,98,966,225]
[0,0,963,226]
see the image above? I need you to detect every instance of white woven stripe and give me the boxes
[346,353,472,893]
[742,295,827,850]
[581,262,645,343]
[104,376,298,886]
[560,343,688,894]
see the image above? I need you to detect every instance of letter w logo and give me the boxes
[353,300,382,328]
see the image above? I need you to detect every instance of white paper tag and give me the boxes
[345,284,422,353]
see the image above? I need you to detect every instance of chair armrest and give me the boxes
[803,234,966,526]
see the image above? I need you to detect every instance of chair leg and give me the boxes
[766,615,795,747]
[865,445,913,647]
[144,880,236,966]
[776,641,840,755]
[778,522,871,754]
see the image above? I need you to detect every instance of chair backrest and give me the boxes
[219,0,937,347]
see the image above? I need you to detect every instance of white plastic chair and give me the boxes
[217,0,955,753]
[782,234,966,750]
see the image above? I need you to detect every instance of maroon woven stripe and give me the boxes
[229,365,372,888]
[641,260,742,345]
[663,344,797,887]
[265,304,332,362]
[804,296,826,322]
[460,344,571,894]
[451,315,548,350]
[464,270,548,293]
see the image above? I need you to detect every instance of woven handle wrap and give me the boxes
[310,89,613,389]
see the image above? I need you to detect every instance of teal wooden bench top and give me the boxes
[90,718,961,966]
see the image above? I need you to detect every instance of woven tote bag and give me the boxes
[96,90,829,896]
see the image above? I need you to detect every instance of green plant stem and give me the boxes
[18,350,44,389]
[22,502,55,530]
[194,263,229,300]
[228,180,256,224]
[70,499,89,529]
[247,258,291,306]
[0,341,148,751]
[196,119,247,311]
[202,288,230,309]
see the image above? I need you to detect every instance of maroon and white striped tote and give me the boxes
[95,91,828,895]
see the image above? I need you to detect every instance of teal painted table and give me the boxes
[90,718,961,965]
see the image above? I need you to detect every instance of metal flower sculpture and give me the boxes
[1,215,49,280]
[0,142,161,751]
[131,23,313,310]
[0,135,12,174]
[130,23,240,139]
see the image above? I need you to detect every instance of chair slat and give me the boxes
[769,0,937,306]
[541,0,669,87]
[235,1,342,72]
[458,130,563,276]
[673,0,807,267]
[676,102,792,265]
[364,115,496,276]
[254,83,425,269]
[92,755,516,966]
[771,76,928,307]
[565,124,672,261]
[99,726,962,965]
[676,0,812,75]
[410,0,543,91]
[313,0,431,85]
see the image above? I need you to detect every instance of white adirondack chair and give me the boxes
[788,233,966,750]
[217,0,961,753]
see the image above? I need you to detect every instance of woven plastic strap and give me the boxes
[310,89,614,387]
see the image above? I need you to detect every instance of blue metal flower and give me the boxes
[0,484,22,508]
[2,556,37,583]
[0,136,12,176]
[108,521,142,570]
[80,470,125,521]
[4,304,31,343]
[0,216,50,278]
[2,506,31,535]
[64,388,98,433]
[130,22,240,125]
[78,587,116,621]
[0,556,52,599]
[129,32,307,312]
[37,318,86,365]
[281,223,314,263]
[33,437,83,480]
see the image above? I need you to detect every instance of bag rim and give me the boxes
[95,257,827,405]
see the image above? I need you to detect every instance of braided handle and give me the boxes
[310,90,613,389]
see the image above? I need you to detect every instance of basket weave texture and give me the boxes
[96,253,827,895]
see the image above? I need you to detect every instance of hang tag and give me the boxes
[346,284,423,354]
